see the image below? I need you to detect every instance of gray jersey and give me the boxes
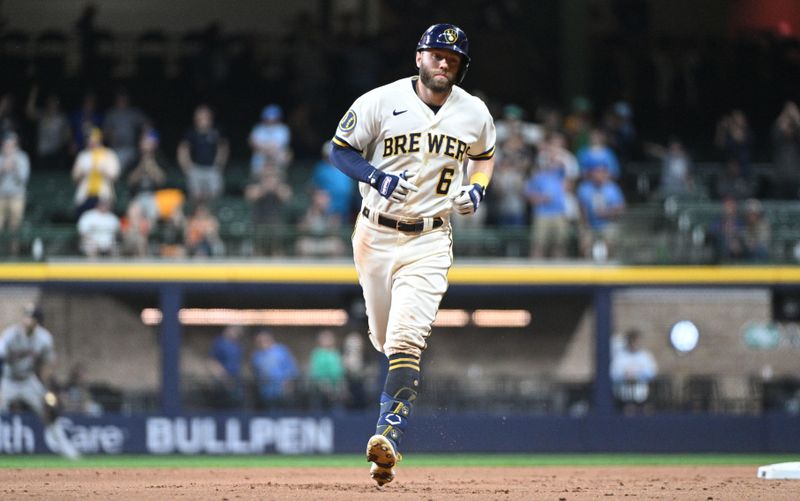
[0,324,54,380]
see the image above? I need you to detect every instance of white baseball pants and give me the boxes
[352,212,452,358]
[0,376,47,415]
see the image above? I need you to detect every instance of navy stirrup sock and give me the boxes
[375,354,420,447]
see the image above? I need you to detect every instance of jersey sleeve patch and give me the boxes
[338,109,358,132]
[468,145,495,160]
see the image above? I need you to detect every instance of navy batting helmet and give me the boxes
[417,23,470,84]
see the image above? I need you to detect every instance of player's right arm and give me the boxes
[330,95,417,204]
[0,328,26,364]
[329,143,417,203]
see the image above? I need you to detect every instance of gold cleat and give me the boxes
[366,434,401,486]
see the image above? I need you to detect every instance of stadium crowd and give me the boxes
[1,90,795,263]
[0,2,799,263]
[204,325,368,412]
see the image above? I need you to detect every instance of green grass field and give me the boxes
[0,453,796,469]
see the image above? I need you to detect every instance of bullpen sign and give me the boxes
[146,416,333,454]
[0,415,334,455]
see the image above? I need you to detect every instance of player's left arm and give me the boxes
[451,156,495,215]
[452,103,496,215]
[38,359,54,386]
[37,336,56,386]
[38,355,60,424]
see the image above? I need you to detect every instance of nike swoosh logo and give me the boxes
[392,109,407,116]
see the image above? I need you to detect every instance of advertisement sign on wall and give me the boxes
[0,415,335,455]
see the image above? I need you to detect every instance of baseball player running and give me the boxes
[0,304,81,459]
[330,23,495,486]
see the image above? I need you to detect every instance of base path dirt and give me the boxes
[1,466,796,500]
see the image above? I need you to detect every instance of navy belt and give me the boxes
[362,207,443,233]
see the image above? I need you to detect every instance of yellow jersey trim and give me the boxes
[332,136,361,153]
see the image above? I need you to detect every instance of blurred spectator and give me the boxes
[287,100,325,159]
[25,85,71,171]
[77,197,120,258]
[610,329,658,415]
[185,203,221,257]
[563,95,594,152]
[74,3,100,82]
[494,103,543,146]
[120,200,151,257]
[177,104,229,204]
[643,137,694,199]
[69,92,103,153]
[714,109,754,179]
[651,37,676,111]
[603,101,637,163]
[536,131,581,251]
[491,133,530,229]
[308,329,345,410]
[715,159,753,201]
[295,189,346,257]
[102,89,148,172]
[188,22,228,95]
[0,132,30,255]
[577,129,620,179]
[312,141,355,223]
[535,105,564,137]
[536,131,580,181]
[742,198,770,262]
[127,129,167,223]
[577,163,626,260]
[245,163,293,255]
[246,163,293,224]
[770,101,800,200]
[708,196,745,262]
[249,104,292,178]
[207,325,244,409]
[60,362,102,416]
[342,331,367,410]
[71,127,120,217]
[0,93,20,137]
[526,153,570,259]
[250,330,299,410]
[154,188,186,258]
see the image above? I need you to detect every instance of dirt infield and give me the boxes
[1,466,796,500]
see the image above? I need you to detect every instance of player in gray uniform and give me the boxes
[0,304,80,459]
[330,23,495,485]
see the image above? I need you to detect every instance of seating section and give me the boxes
[14,161,800,263]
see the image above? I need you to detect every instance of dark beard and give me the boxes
[419,65,455,93]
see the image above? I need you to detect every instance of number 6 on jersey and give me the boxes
[436,167,455,194]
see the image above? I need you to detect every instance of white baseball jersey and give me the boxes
[0,324,54,381]
[333,76,496,218]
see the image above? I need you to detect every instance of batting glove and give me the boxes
[451,183,486,215]
[368,170,419,203]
